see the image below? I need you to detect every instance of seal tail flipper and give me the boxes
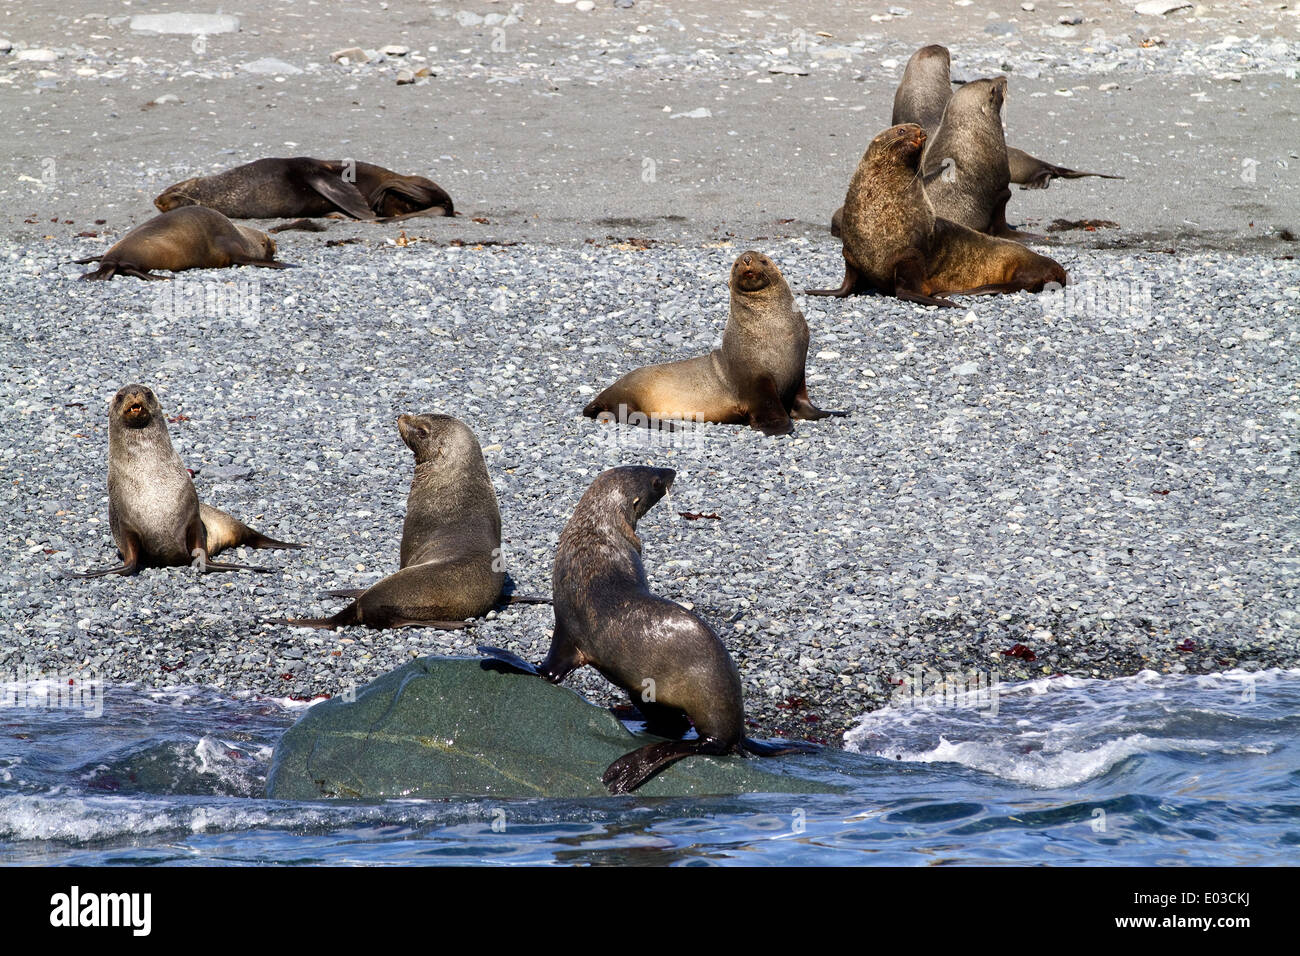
[1018,161,1124,190]
[501,594,552,606]
[240,530,305,551]
[199,504,301,554]
[232,257,295,269]
[303,169,377,220]
[476,645,541,676]
[602,739,732,795]
[79,264,117,281]
[267,605,357,629]
[741,737,820,757]
[66,563,138,579]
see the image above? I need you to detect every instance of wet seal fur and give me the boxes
[76,207,288,281]
[809,124,1067,307]
[479,466,815,794]
[72,384,302,577]
[154,157,454,221]
[273,414,514,630]
[891,43,1122,190]
[582,251,845,436]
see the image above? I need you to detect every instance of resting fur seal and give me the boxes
[479,466,814,794]
[808,124,1067,306]
[72,384,302,577]
[891,44,1122,190]
[76,207,288,281]
[582,252,845,436]
[273,414,507,630]
[154,158,454,221]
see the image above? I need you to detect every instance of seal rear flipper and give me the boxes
[476,645,541,676]
[388,618,471,630]
[500,594,552,606]
[73,255,102,265]
[602,738,732,795]
[230,257,294,269]
[199,560,274,573]
[320,587,368,599]
[302,170,376,220]
[742,737,820,757]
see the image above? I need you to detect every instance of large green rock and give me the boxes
[266,656,841,799]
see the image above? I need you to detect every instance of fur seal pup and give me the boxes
[273,414,506,630]
[72,385,302,577]
[76,207,288,281]
[808,124,1067,306]
[479,466,814,794]
[582,252,845,436]
[154,158,454,221]
[890,44,1121,191]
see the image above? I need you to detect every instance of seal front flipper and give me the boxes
[602,737,732,795]
[741,376,794,436]
[476,645,541,676]
[790,379,847,421]
[805,258,861,298]
[301,169,376,220]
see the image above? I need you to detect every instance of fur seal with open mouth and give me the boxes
[479,466,815,794]
[72,384,302,577]
[582,252,845,436]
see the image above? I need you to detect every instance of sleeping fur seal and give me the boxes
[72,384,302,577]
[154,157,454,221]
[76,207,288,281]
[582,251,844,436]
[809,124,1067,306]
[891,44,1121,190]
[479,466,815,794]
[273,414,508,630]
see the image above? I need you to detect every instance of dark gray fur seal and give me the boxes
[479,466,814,794]
[890,44,1122,190]
[582,252,844,436]
[76,207,288,281]
[72,384,302,577]
[154,158,454,221]
[921,76,1027,240]
[273,414,507,630]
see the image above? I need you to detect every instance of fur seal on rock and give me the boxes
[273,414,507,630]
[72,384,302,577]
[76,207,288,280]
[479,466,815,794]
[891,44,1121,190]
[582,252,845,436]
[808,124,1067,306]
[154,158,454,221]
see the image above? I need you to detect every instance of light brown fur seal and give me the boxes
[72,384,302,577]
[809,124,1067,306]
[154,158,454,221]
[76,207,288,281]
[582,252,845,436]
[478,466,814,794]
[891,44,1122,190]
[273,414,507,630]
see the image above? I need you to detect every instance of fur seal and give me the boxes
[808,124,1067,306]
[890,44,1121,190]
[154,158,454,221]
[479,466,814,794]
[921,77,1028,240]
[582,252,845,436]
[76,207,288,281]
[273,414,507,630]
[72,385,302,577]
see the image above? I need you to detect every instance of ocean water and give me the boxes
[1,669,1296,866]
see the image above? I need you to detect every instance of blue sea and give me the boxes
[2,668,1296,865]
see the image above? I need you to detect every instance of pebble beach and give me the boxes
[1,0,1297,742]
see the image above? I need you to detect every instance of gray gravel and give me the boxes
[1,233,1295,742]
